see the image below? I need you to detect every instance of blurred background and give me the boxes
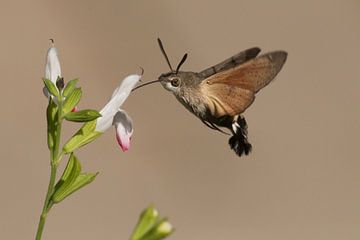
[0,0,359,239]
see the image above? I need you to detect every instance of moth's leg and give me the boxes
[201,120,230,135]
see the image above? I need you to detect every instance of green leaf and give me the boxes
[63,87,82,115]
[52,153,81,203]
[139,219,174,240]
[52,154,98,203]
[56,172,98,201]
[46,98,58,150]
[131,205,160,240]
[43,78,59,97]
[64,109,101,122]
[63,120,103,153]
[63,78,79,97]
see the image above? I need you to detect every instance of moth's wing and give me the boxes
[200,82,255,117]
[206,51,287,92]
[200,51,287,117]
[199,47,261,79]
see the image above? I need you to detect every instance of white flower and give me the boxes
[45,44,61,84]
[44,41,61,98]
[95,74,141,151]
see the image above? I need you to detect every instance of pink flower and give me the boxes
[95,74,141,151]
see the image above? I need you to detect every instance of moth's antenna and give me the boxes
[157,38,173,71]
[176,53,188,74]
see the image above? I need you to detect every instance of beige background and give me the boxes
[0,0,359,239]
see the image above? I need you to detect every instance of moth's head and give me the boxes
[131,39,191,94]
[159,71,181,92]
[156,38,193,94]
[159,71,200,93]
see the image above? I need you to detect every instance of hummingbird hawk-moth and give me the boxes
[134,39,287,157]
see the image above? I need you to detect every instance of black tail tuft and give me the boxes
[229,135,252,157]
[228,116,252,157]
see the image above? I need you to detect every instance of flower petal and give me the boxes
[45,46,61,84]
[114,109,133,152]
[96,74,141,132]
[110,74,141,104]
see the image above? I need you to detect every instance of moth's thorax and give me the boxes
[159,71,207,118]
[176,87,208,118]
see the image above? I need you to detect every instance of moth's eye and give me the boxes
[170,78,180,87]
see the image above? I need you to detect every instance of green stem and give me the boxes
[35,95,64,240]
[35,163,57,240]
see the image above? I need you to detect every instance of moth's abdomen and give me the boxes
[228,115,252,157]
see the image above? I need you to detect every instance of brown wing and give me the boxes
[199,47,261,79]
[201,83,255,117]
[200,51,287,117]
